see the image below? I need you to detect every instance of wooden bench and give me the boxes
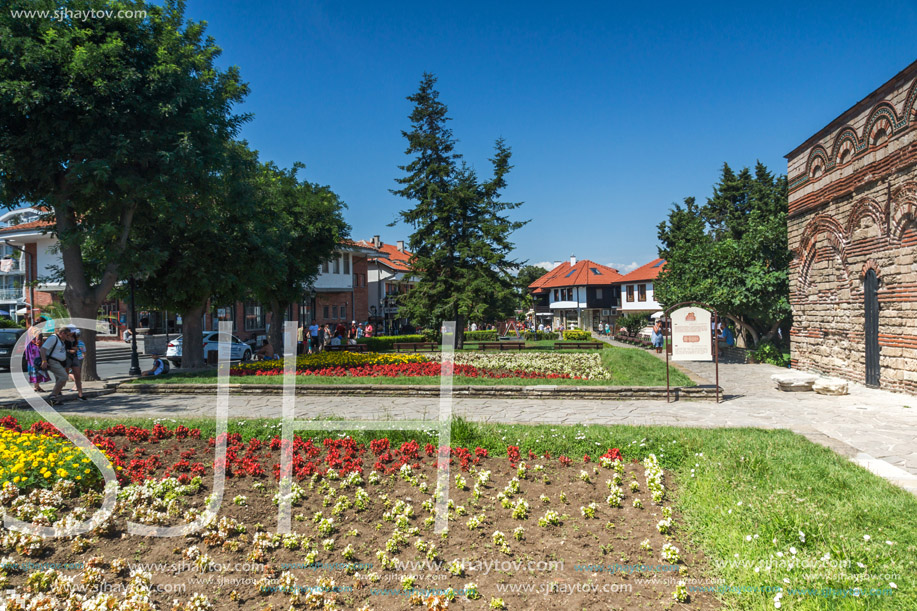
[327,344,369,352]
[466,341,526,351]
[393,342,438,353]
[554,341,605,350]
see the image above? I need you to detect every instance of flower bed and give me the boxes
[0,416,717,611]
[231,352,610,381]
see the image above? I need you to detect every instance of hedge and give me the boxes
[562,330,592,341]
[463,330,499,341]
[523,331,559,341]
[356,334,426,351]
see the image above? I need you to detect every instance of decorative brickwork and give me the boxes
[786,60,917,392]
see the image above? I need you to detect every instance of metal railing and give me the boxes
[0,288,23,301]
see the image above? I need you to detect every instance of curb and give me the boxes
[0,388,118,410]
[116,382,722,401]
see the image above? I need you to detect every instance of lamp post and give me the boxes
[4,240,35,322]
[128,277,141,376]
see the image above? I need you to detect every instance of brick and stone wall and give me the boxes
[787,61,917,393]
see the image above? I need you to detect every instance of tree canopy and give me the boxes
[0,0,247,377]
[392,73,526,333]
[655,162,791,345]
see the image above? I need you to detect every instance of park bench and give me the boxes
[554,341,605,350]
[326,344,369,352]
[467,341,526,351]
[393,342,439,352]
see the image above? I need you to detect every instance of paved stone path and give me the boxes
[16,357,916,494]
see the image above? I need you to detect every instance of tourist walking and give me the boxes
[67,328,87,400]
[40,326,73,405]
[651,320,664,353]
[25,325,49,393]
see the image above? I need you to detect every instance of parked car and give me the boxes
[165,332,252,367]
[0,328,27,370]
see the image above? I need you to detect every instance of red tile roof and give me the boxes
[529,260,624,293]
[355,240,413,272]
[618,258,666,283]
[0,220,54,234]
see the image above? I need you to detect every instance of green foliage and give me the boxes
[562,330,591,341]
[355,335,427,351]
[752,340,790,367]
[523,331,558,341]
[0,318,21,328]
[392,74,527,328]
[655,162,791,345]
[615,314,649,336]
[515,265,548,310]
[464,330,498,341]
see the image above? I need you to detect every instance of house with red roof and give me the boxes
[357,236,419,334]
[0,207,60,320]
[617,258,666,314]
[528,255,624,331]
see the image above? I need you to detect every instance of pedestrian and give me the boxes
[309,321,319,353]
[323,325,332,350]
[651,320,664,354]
[348,321,358,345]
[365,322,374,338]
[470,322,478,332]
[67,328,87,400]
[604,322,611,336]
[297,324,304,354]
[357,323,364,339]
[40,326,73,405]
[25,326,49,393]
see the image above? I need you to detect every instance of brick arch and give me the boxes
[861,259,882,280]
[831,127,860,163]
[805,145,829,178]
[797,214,849,292]
[902,77,917,127]
[845,197,886,238]
[862,103,898,145]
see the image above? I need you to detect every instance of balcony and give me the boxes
[0,259,21,273]
[534,304,551,314]
[0,288,23,301]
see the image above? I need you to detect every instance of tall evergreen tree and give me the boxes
[392,73,525,339]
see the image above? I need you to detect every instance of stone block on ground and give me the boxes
[813,377,849,395]
[771,372,817,392]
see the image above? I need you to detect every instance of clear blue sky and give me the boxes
[186,0,916,273]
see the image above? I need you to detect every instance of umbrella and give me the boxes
[15,307,28,315]
[0,310,8,315]
[650,311,665,319]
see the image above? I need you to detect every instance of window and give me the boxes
[590,267,601,275]
[333,256,340,274]
[595,288,603,299]
[343,254,350,275]
[553,289,559,301]
[322,261,329,274]
[323,305,329,319]
[638,284,647,302]
[626,285,634,302]
[244,301,265,330]
[566,288,573,301]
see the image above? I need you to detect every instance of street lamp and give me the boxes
[3,240,35,322]
[128,276,141,376]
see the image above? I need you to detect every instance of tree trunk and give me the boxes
[268,299,288,355]
[181,302,207,369]
[723,314,759,347]
[65,301,101,380]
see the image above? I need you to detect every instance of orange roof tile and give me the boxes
[617,258,666,283]
[361,240,413,272]
[0,219,54,234]
[528,260,624,293]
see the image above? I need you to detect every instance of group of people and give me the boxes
[297,321,374,355]
[25,320,87,404]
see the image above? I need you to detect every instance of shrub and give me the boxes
[615,313,649,336]
[562,330,591,341]
[0,318,20,328]
[355,335,426,351]
[752,340,790,367]
[523,331,558,341]
[464,330,498,341]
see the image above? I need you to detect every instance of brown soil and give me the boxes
[1,435,721,610]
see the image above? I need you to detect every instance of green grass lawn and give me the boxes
[3,410,913,610]
[131,344,695,387]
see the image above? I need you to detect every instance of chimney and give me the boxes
[396,240,404,252]
[570,254,576,266]
[372,235,380,248]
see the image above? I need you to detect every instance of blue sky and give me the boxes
[186,0,916,273]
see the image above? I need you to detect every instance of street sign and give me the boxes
[670,306,713,362]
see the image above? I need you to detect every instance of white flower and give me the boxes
[889,582,897,589]
[886,540,894,546]
[783,578,790,584]
[776,552,784,557]
[789,547,797,555]
[745,535,752,542]
[857,562,865,568]
[863,535,870,542]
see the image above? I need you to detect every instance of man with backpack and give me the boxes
[39,326,74,405]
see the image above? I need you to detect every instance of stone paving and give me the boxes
[13,357,917,494]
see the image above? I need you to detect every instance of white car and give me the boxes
[166,332,252,367]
